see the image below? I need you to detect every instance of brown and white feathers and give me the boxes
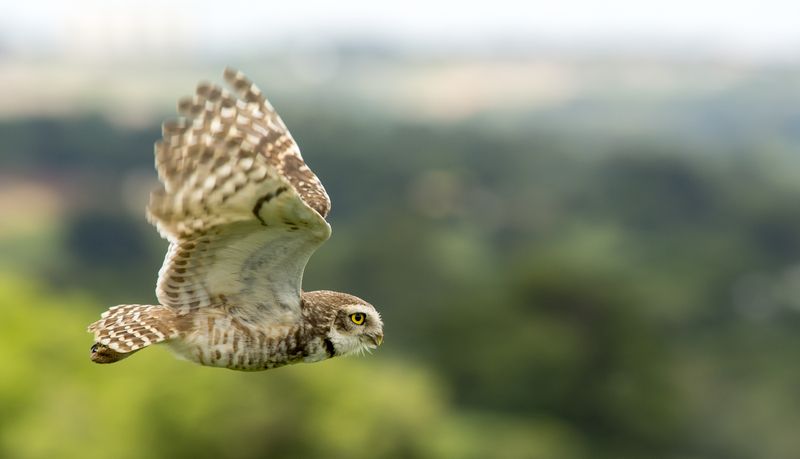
[87,69,382,370]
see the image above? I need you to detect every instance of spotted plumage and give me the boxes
[88,69,383,371]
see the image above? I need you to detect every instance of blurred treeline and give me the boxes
[2,65,800,459]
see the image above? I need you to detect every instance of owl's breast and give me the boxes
[166,308,326,371]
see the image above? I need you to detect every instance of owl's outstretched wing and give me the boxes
[147,68,331,324]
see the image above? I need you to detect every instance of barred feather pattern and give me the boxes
[88,304,178,353]
[87,69,383,371]
[146,68,331,315]
[148,67,330,239]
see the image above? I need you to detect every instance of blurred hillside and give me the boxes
[2,51,800,459]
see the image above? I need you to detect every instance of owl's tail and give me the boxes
[87,304,179,364]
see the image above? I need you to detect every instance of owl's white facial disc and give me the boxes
[327,304,384,357]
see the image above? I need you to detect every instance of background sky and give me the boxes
[1,0,799,60]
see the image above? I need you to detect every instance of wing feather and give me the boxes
[147,69,331,321]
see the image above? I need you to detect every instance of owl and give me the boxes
[88,68,383,371]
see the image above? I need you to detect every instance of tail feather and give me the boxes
[88,304,178,363]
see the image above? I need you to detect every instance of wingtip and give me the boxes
[223,67,240,82]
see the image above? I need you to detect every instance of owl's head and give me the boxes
[327,302,384,357]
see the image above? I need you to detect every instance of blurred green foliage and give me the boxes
[0,275,558,459]
[2,97,800,458]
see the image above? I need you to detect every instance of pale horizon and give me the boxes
[1,0,799,62]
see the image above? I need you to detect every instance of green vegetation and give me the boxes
[2,90,800,458]
[0,275,561,459]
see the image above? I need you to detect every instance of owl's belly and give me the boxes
[166,310,328,371]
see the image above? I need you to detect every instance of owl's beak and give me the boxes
[369,333,384,347]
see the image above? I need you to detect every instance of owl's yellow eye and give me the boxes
[350,313,366,325]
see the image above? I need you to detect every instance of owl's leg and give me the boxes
[90,343,139,364]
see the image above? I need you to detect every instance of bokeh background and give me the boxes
[2,1,800,458]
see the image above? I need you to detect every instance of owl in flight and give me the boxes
[88,68,383,371]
